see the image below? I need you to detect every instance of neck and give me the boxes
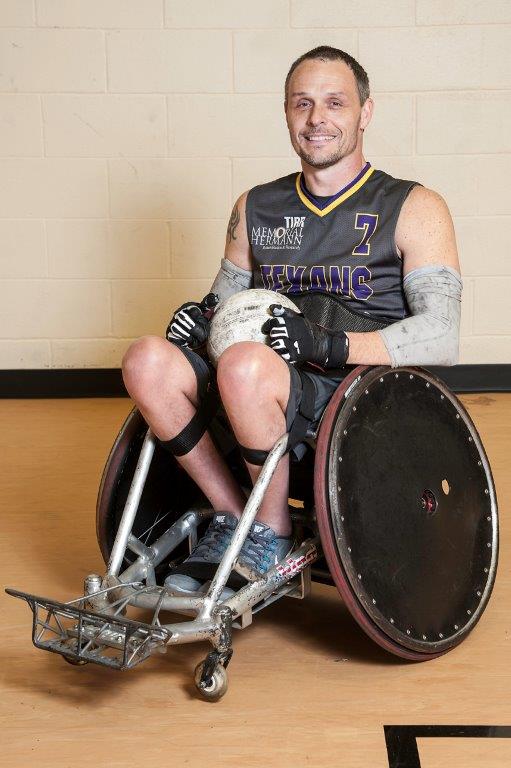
[301,153,367,196]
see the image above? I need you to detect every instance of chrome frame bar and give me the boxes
[8,427,321,664]
[199,432,289,620]
[107,429,157,576]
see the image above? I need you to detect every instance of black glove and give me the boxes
[261,304,349,369]
[166,292,218,348]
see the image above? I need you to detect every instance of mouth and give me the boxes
[302,134,337,146]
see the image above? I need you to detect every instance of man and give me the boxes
[122,46,462,596]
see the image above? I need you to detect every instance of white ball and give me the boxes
[207,288,299,367]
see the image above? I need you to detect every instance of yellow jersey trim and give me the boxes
[295,165,375,217]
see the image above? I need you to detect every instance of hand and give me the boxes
[166,293,218,348]
[261,304,349,368]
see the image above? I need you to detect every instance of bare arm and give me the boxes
[396,185,460,276]
[224,191,252,271]
[209,192,254,300]
[345,185,460,365]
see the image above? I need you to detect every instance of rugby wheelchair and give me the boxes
[7,296,498,701]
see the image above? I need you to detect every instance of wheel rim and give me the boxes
[314,365,498,660]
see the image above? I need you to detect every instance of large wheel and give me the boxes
[314,365,498,661]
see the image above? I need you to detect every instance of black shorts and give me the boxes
[286,364,346,437]
[177,344,346,453]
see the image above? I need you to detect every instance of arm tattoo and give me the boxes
[227,204,240,243]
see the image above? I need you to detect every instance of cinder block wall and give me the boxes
[1,0,509,368]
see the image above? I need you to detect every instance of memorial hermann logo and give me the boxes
[251,216,305,250]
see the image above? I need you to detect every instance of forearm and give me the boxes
[377,266,462,367]
[209,257,253,302]
[344,330,392,365]
[335,266,462,368]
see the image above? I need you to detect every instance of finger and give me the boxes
[269,304,298,319]
[262,316,287,334]
[261,317,278,334]
[174,310,196,330]
[171,321,191,338]
[182,304,203,321]
[166,332,188,346]
[188,323,208,344]
[200,292,219,311]
[270,338,291,360]
[269,321,288,340]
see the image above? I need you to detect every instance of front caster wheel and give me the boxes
[62,653,88,666]
[61,638,88,666]
[194,660,228,701]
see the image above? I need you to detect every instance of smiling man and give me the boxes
[122,46,462,597]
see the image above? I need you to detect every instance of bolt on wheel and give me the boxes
[194,660,228,701]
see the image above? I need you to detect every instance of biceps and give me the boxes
[400,190,461,276]
[224,193,252,271]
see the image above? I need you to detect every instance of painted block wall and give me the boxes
[0,0,509,368]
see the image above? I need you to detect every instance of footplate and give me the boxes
[6,588,170,670]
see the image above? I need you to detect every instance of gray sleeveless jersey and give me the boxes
[246,164,421,321]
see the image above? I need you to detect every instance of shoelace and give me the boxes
[240,535,279,573]
[191,525,234,562]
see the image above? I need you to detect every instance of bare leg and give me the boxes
[217,342,292,537]
[121,336,246,516]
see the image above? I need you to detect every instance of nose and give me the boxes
[306,103,326,127]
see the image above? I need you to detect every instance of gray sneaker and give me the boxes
[204,520,294,602]
[164,512,239,595]
[238,520,294,576]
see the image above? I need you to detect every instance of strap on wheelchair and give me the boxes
[158,386,219,457]
[239,445,269,466]
[239,373,316,466]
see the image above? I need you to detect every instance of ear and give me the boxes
[284,100,290,128]
[360,97,374,132]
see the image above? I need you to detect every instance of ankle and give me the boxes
[255,518,292,538]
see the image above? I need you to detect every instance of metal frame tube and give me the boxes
[150,508,212,562]
[108,429,156,576]
[222,538,319,618]
[198,433,289,620]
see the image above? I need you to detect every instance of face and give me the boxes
[285,58,373,170]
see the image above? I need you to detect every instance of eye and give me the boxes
[330,101,342,107]
[296,100,311,108]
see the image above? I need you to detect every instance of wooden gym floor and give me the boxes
[0,394,509,768]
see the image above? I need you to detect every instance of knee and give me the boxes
[217,342,271,401]
[121,336,171,394]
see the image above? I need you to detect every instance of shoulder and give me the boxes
[246,173,298,202]
[234,189,249,212]
[395,185,455,252]
[395,185,460,273]
[399,184,452,221]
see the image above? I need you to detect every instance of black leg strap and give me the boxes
[286,372,316,451]
[158,385,219,457]
[238,372,317,466]
[239,445,269,466]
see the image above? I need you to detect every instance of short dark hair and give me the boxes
[284,46,370,107]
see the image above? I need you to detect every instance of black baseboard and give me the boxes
[0,365,510,398]
[0,368,127,398]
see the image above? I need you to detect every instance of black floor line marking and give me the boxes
[384,725,511,768]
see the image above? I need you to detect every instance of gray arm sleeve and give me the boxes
[209,258,253,302]
[377,265,463,367]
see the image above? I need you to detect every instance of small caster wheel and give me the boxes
[61,638,88,666]
[194,660,228,701]
[63,654,88,666]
